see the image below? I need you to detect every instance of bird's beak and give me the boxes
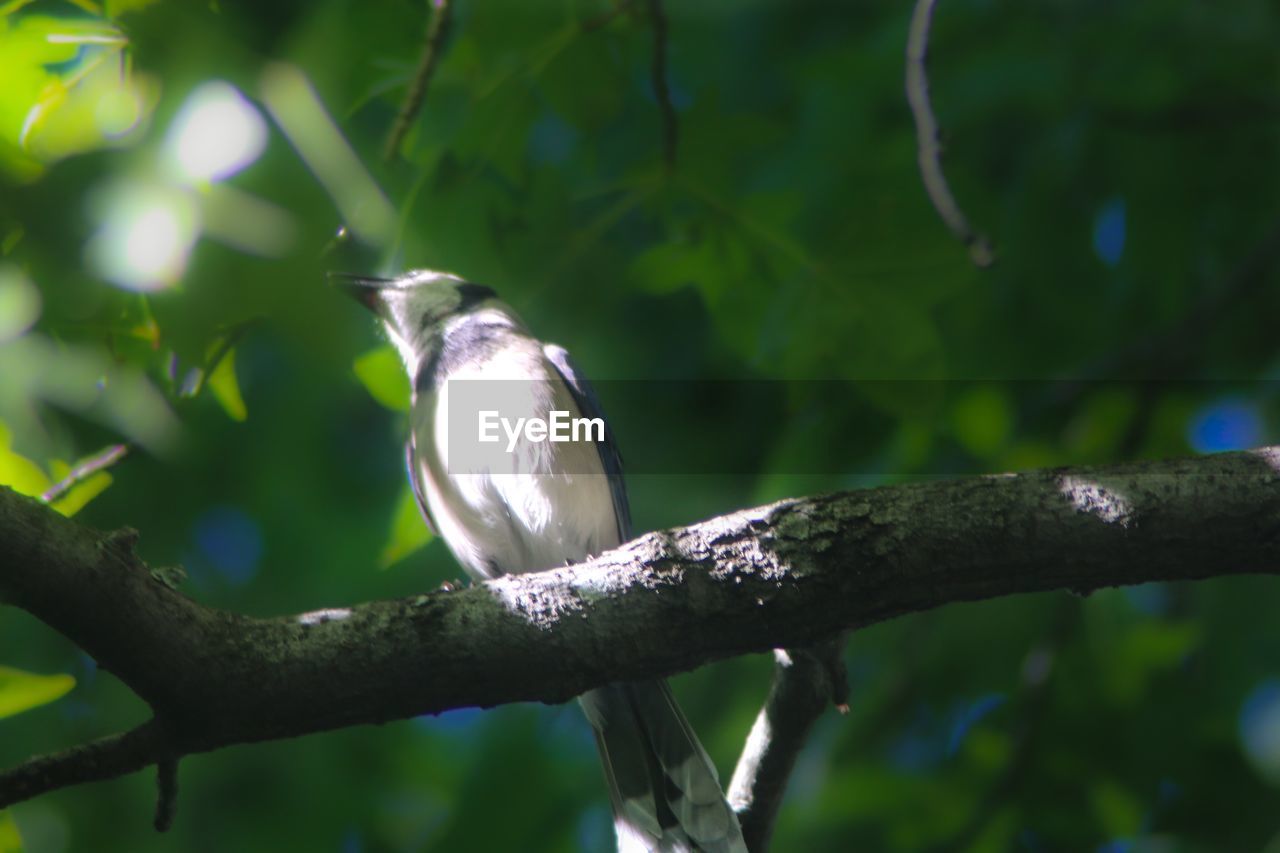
[328,272,394,314]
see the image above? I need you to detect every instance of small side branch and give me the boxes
[905,0,993,267]
[0,723,165,808]
[581,0,636,33]
[646,0,678,171]
[41,443,129,504]
[729,639,849,852]
[384,0,455,162]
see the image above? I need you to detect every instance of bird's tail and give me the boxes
[580,681,747,853]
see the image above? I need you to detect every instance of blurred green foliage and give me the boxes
[1,0,1280,850]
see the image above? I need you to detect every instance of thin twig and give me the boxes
[729,638,849,852]
[905,0,993,267]
[646,0,678,171]
[42,320,256,504]
[179,320,255,400]
[41,444,130,504]
[581,0,636,33]
[932,599,1079,853]
[384,0,455,162]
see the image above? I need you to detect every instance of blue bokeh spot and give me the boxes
[193,505,263,585]
[529,113,577,166]
[1239,678,1280,772]
[1188,398,1264,453]
[947,692,1006,756]
[1092,197,1126,267]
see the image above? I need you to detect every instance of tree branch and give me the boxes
[4,447,1280,812]
[0,723,167,808]
[41,443,129,503]
[384,0,455,162]
[905,0,993,267]
[728,638,849,852]
[646,0,678,171]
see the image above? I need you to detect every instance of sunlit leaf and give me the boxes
[0,421,50,497]
[0,666,75,719]
[0,810,22,853]
[0,0,38,16]
[104,0,161,19]
[208,346,247,421]
[0,12,156,180]
[379,483,433,569]
[353,345,410,412]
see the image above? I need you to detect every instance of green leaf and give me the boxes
[208,347,247,422]
[0,421,50,498]
[353,345,410,412]
[0,666,75,719]
[951,385,1014,460]
[104,0,161,18]
[1089,778,1143,837]
[0,810,22,853]
[379,483,432,568]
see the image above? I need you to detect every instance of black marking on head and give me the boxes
[456,282,497,311]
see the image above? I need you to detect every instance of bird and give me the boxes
[335,268,747,853]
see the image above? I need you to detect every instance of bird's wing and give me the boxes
[405,437,438,537]
[543,343,632,542]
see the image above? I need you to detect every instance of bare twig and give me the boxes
[905,0,993,267]
[384,0,455,162]
[1041,215,1280,416]
[179,321,255,400]
[932,599,1079,852]
[581,0,636,33]
[646,0,678,171]
[729,638,849,852]
[42,321,257,505]
[41,444,130,504]
[153,758,179,832]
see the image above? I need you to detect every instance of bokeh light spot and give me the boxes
[1093,197,1126,268]
[1239,679,1280,784]
[166,81,267,183]
[193,505,263,585]
[1188,398,1263,453]
[0,266,41,342]
[85,183,198,291]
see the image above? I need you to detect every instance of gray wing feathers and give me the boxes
[581,683,747,853]
[543,343,632,542]
[405,439,438,536]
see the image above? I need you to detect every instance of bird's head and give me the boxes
[332,268,497,374]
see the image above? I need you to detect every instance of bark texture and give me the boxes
[3,446,1280,811]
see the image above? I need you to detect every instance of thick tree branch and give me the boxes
[4,447,1280,812]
